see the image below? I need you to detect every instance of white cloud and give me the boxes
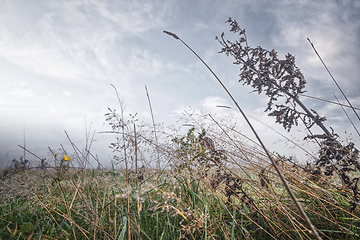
[0,0,174,83]
[201,96,230,111]
[128,50,164,77]
[8,89,34,98]
[171,96,243,128]
[270,0,360,74]
[63,90,72,97]
[83,0,171,34]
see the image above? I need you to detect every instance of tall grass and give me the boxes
[1,110,359,239]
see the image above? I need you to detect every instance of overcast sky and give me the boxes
[1,0,359,169]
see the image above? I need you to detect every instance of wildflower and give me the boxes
[63,155,71,161]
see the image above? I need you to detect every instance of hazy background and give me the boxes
[1,0,359,169]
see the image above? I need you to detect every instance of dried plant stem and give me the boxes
[23,125,26,162]
[127,187,131,240]
[300,94,360,111]
[164,30,322,240]
[248,114,318,160]
[307,38,360,123]
[145,85,161,171]
[64,131,94,169]
[18,145,43,161]
[293,94,331,135]
[110,83,130,238]
[333,93,360,137]
[134,123,138,189]
[114,194,117,237]
[134,122,141,220]
[84,119,94,163]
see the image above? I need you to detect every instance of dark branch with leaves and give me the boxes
[217,17,360,211]
[216,17,329,134]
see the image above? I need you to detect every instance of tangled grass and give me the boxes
[0,111,359,239]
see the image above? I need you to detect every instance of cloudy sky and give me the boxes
[1,0,359,169]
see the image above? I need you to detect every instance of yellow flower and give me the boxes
[63,155,71,161]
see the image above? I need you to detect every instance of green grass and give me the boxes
[1,105,359,239]
[0,163,359,239]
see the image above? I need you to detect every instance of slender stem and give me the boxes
[134,122,141,218]
[110,84,130,238]
[301,94,360,111]
[145,86,161,171]
[134,123,138,188]
[307,38,360,123]
[164,30,322,240]
[18,145,43,161]
[333,94,360,137]
[269,78,331,135]
[114,194,117,238]
[287,90,331,136]
[23,124,26,162]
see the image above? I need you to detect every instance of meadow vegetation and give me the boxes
[1,18,359,239]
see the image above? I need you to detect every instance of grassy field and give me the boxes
[1,125,359,240]
[1,91,359,240]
